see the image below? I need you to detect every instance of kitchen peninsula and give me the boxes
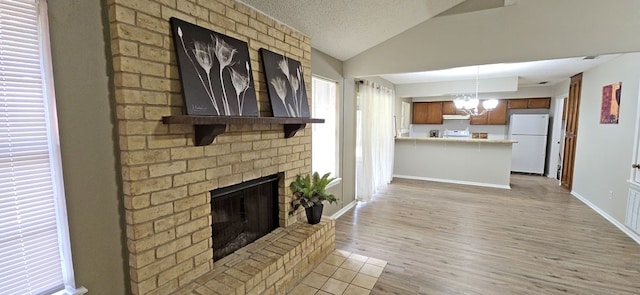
[394,137,517,189]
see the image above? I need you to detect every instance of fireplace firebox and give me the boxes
[210,174,280,260]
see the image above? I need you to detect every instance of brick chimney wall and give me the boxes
[106,0,315,293]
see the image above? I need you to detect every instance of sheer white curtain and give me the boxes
[356,80,395,201]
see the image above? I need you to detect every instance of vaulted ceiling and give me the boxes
[237,0,629,88]
[238,0,512,61]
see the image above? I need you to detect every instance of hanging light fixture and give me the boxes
[453,67,499,116]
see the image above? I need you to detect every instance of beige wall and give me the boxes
[310,49,373,215]
[48,0,128,293]
[311,49,345,215]
[310,49,363,215]
[311,48,342,82]
[573,54,640,222]
[344,0,640,77]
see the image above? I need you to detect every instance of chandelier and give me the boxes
[453,67,498,116]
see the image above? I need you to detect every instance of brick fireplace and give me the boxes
[107,1,335,294]
[210,173,280,260]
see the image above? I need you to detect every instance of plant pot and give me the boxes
[305,203,323,224]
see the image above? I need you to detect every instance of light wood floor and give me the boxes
[335,175,640,294]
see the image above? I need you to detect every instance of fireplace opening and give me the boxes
[210,173,280,260]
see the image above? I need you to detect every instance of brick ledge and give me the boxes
[176,218,336,295]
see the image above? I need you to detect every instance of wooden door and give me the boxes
[561,73,582,190]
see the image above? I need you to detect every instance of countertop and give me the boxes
[395,137,517,144]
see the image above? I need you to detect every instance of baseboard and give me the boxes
[330,200,357,219]
[571,191,640,245]
[393,174,511,190]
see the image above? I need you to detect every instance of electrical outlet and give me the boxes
[609,190,614,199]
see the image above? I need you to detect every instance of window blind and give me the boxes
[311,76,339,177]
[0,1,67,294]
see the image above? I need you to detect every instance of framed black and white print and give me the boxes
[259,48,310,118]
[170,17,258,116]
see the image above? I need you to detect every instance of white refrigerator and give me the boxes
[509,114,549,174]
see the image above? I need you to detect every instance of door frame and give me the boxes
[548,95,566,180]
[561,73,582,190]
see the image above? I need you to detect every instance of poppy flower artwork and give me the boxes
[170,17,258,116]
[600,82,621,124]
[259,48,310,118]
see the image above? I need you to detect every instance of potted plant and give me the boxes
[289,172,337,224]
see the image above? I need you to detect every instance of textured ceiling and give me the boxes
[237,0,616,87]
[238,0,466,61]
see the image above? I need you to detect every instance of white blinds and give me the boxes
[0,1,66,294]
[311,77,339,177]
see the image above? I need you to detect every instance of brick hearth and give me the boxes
[177,219,334,294]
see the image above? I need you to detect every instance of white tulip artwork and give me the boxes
[260,48,310,118]
[170,18,258,116]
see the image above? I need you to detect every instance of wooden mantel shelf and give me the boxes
[162,115,324,146]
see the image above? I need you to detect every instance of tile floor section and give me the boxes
[288,250,387,295]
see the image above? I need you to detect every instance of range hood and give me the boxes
[443,114,470,120]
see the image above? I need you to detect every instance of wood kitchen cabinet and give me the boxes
[442,101,466,115]
[470,99,508,125]
[469,105,487,125]
[488,99,508,124]
[527,97,551,109]
[507,97,551,109]
[507,99,528,109]
[412,102,443,124]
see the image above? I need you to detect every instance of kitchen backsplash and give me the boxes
[409,122,508,139]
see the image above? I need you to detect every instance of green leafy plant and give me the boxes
[289,172,337,215]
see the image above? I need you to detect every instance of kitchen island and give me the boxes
[394,137,517,189]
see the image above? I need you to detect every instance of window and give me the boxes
[400,101,410,136]
[311,76,339,178]
[0,1,85,294]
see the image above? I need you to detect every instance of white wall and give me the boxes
[344,0,640,77]
[394,139,513,188]
[572,53,640,222]
[397,77,518,98]
[412,85,553,102]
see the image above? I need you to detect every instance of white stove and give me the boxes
[442,129,471,138]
